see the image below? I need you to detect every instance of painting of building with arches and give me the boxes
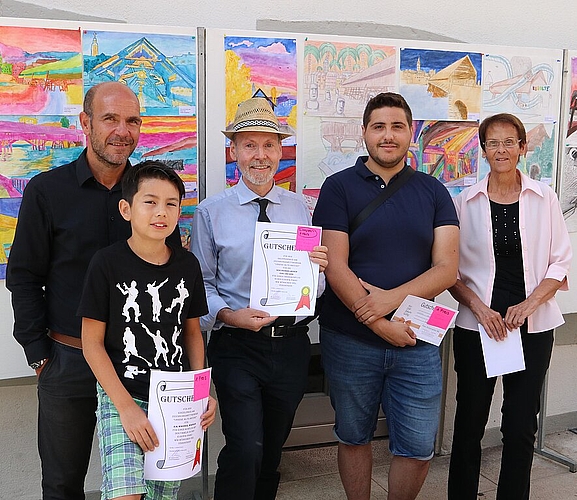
[303,40,396,118]
[400,48,482,121]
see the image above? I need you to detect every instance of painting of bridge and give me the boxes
[400,48,482,121]
[83,31,196,116]
[0,115,84,198]
[409,120,479,196]
[482,50,562,122]
[0,25,83,115]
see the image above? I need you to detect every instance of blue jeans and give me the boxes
[321,327,442,459]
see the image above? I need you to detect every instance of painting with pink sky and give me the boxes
[224,36,298,190]
[0,26,83,115]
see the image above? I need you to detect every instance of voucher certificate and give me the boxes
[250,222,321,316]
[144,368,211,480]
[392,295,458,346]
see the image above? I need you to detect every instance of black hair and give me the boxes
[362,92,413,128]
[122,160,185,205]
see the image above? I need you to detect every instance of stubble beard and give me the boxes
[368,142,408,170]
[90,133,136,169]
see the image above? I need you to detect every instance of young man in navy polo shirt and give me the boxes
[313,92,459,500]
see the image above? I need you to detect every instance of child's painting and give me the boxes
[561,54,577,232]
[409,120,479,197]
[478,123,556,186]
[300,114,365,190]
[224,36,297,190]
[83,31,196,116]
[0,26,83,115]
[303,40,396,118]
[0,197,21,278]
[482,50,562,123]
[0,115,84,198]
[131,116,198,207]
[400,48,482,121]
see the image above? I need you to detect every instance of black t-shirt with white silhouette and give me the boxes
[78,240,208,400]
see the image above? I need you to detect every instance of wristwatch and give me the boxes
[30,359,47,370]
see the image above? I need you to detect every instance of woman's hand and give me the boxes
[470,297,508,341]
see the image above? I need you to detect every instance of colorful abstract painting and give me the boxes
[83,30,196,116]
[303,41,396,118]
[0,115,84,198]
[482,50,562,122]
[409,120,479,197]
[0,197,21,278]
[0,26,83,115]
[131,116,198,207]
[400,48,482,121]
[224,36,297,190]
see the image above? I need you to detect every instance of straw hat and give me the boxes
[222,98,294,140]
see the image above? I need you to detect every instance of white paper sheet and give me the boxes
[250,222,320,316]
[144,368,211,480]
[479,324,525,378]
[391,295,458,346]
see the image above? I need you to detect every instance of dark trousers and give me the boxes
[37,342,97,500]
[448,326,554,500]
[208,329,310,500]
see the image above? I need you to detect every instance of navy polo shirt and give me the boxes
[312,156,458,348]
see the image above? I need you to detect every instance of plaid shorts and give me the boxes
[96,384,181,500]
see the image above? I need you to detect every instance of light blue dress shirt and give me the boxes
[191,177,325,332]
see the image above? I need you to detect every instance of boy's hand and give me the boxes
[201,396,217,431]
[120,401,159,452]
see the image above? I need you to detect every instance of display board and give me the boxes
[1,18,575,379]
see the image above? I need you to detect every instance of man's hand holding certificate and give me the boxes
[392,295,458,346]
[250,222,321,316]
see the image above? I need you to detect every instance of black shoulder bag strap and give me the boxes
[349,166,415,236]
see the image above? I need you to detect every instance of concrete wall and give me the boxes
[1,1,577,497]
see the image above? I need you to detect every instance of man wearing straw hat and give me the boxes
[191,97,328,500]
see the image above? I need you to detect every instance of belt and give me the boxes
[48,330,82,349]
[219,324,309,339]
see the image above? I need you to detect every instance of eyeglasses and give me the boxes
[484,138,522,150]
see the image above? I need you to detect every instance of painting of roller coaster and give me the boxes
[400,48,482,121]
[408,120,478,197]
[482,51,562,122]
[303,41,396,118]
[477,122,556,189]
[224,36,297,190]
[83,31,196,116]
[0,26,83,116]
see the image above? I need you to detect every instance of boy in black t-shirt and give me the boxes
[79,160,216,500]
